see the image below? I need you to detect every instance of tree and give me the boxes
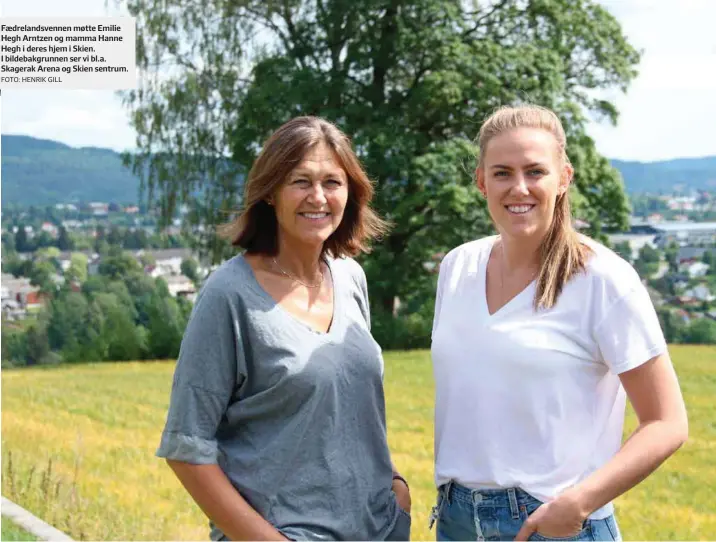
[612,241,632,263]
[25,320,50,365]
[146,293,185,359]
[98,247,142,280]
[57,226,74,251]
[634,244,660,278]
[664,242,679,273]
[120,0,638,316]
[683,318,716,345]
[181,257,199,283]
[15,225,32,253]
[65,253,89,285]
[29,260,57,294]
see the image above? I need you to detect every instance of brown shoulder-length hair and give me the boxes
[477,105,591,310]
[219,116,389,258]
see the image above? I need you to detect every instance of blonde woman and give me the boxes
[157,117,411,541]
[430,105,687,541]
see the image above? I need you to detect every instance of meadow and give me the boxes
[1,345,714,541]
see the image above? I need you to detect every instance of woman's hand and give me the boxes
[515,490,587,541]
[391,477,411,514]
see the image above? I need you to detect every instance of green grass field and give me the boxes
[0,519,37,541]
[2,345,714,540]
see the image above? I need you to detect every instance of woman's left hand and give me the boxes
[515,491,587,541]
[392,478,411,514]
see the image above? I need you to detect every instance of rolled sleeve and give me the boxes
[156,282,245,464]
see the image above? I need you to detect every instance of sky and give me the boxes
[1,0,715,162]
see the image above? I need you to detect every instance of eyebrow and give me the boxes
[290,168,346,178]
[490,162,547,170]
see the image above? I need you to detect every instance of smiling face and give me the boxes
[477,127,572,243]
[272,142,350,249]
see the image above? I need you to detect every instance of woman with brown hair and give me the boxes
[430,105,688,541]
[157,116,411,541]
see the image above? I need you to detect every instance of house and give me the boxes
[88,202,110,216]
[1,273,45,316]
[136,248,194,278]
[163,274,196,299]
[682,261,709,279]
[677,246,709,264]
[684,284,715,303]
[40,222,59,237]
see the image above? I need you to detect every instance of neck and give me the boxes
[498,233,542,274]
[273,237,324,282]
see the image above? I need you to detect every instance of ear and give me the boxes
[559,163,574,196]
[476,167,487,197]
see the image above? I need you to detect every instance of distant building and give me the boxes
[88,202,109,216]
[163,274,197,300]
[682,261,710,279]
[684,284,715,302]
[627,219,716,247]
[607,233,657,261]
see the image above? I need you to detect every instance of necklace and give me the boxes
[272,257,325,289]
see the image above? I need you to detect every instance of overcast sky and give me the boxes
[1,0,715,162]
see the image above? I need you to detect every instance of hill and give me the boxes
[1,135,144,208]
[2,135,715,207]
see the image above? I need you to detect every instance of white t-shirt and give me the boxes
[431,235,667,519]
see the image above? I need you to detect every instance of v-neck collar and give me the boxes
[238,254,342,338]
[480,236,536,319]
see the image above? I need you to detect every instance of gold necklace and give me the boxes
[272,257,325,289]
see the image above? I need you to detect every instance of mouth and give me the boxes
[505,204,535,215]
[299,212,331,220]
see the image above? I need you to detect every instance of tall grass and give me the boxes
[1,347,714,540]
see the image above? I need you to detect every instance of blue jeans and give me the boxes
[431,481,622,541]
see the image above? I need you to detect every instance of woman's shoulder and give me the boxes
[441,235,497,271]
[328,255,367,290]
[579,235,643,296]
[195,253,255,301]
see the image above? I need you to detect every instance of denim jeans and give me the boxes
[430,481,622,541]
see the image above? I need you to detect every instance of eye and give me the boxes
[527,169,547,177]
[493,170,509,178]
[325,178,342,187]
[292,178,310,186]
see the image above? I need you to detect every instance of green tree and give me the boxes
[57,226,74,251]
[181,257,199,283]
[94,292,147,360]
[146,293,185,359]
[634,244,660,278]
[683,318,716,345]
[65,253,89,285]
[29,260,57,294]
[664,242,679,273]
[120,0,638,316]
[98,247,142,280]
[612,241,632,263]
[25,320,50,365]
[15,226,32,253]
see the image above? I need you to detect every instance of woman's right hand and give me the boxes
[392,477,411,514]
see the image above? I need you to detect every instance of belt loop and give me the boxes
[508,488,519,520]
[445,480,454,504]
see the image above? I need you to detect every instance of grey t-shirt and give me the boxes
[156,254,409,541]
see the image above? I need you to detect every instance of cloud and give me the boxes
[587,0,716,161]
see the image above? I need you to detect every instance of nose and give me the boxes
[307,183,327,205]
[511,173,530,196]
